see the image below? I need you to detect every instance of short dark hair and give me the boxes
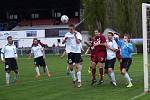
[124,34,130,39]
[7,36,12,40]
[108,32,114,36]
[69,24,75,28]
[33,38,38,42]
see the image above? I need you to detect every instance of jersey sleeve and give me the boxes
[14,45,18,58]
[127,43,134,53]
[115,39,123,47]
[113,41,118,50]
[31,47,33,54]
[1,45,5,54]
[100,35,106,43]
[76,32,82,41]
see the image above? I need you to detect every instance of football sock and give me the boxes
[80,64,82,70]
[45,65,49,74]
[70,70,77,81]
[124,72,131,83]
[35,67,40,76]
[77,71,81,82]
[6,72,10,84]
[92,68,96,80]
[14,72,18,81]
[99,68,103,80]
[110,71,116,82]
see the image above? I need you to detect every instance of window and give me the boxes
[31,13,39,19]
[9,14,18,20]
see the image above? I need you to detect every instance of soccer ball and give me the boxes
[61,15,69,23]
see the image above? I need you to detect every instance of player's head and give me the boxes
[7,36,13,44]
[33,38,38,45]
[123,34,130,42]
[107,32,114,40]
[94,29,99,35]
[69,24,75,34]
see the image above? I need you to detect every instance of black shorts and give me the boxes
[5,58,18,72]
[122,58,132,71]
[68,52,81,64]
[105,58,116,70]
[34,56,46,67]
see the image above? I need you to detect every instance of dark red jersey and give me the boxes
[91,33,106,54]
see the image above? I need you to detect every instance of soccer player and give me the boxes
[89,29,107,86]
[62,24,82,88]
[29,38,51,78]
[115,34,134,88]
[1,36,19,86]
[105,32,118,86]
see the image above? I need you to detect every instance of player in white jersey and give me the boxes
[29,38,51,78]
[62,24,82,88]
[105,32,118,86]
[1,36,19,86]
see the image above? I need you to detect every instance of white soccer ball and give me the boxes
[61,15,69,23]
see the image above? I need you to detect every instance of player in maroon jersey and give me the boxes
[85,29,107,86]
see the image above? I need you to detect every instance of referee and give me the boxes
[1,36,19,86]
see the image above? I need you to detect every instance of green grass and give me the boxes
[0,54,149,100]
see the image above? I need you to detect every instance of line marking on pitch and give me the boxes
[129,92,146,100]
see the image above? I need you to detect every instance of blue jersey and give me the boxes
[115,39,133,58]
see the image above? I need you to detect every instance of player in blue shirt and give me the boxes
[115,34,133,88]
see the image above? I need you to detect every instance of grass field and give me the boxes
[0,54,149,100]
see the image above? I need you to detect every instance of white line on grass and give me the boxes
[129,92,146,100]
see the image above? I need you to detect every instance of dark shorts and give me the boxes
[68,52,81,64]
[5,58,18,72]
[91,52,106,64]
[121,58,132,71]
[34,56,46,67]
[105,58,116,70]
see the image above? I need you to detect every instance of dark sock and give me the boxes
[99,68,103,80]
[92,68,96,81]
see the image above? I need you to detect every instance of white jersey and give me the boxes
[106,39,118,60]
[1,44,18,59]
[64,32,82,53]
[31,45,44,58]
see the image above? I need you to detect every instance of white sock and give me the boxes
[45,65,49,74]
[80,64,82,70]
[124,72,131,83]
[35,67,40,76]
[70,70,76,81]
[110,71,116,82]
[77,71,81,82]
[6,72,10,84]
[14,72,18,81]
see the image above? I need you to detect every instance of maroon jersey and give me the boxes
[91,33,106,54]
[116,48,122,59]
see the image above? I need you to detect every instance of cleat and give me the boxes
[77,82,82,88]
[72,80,77,85]
[6,83,10,87]
[66,70,70,76]
[88,66,91,74]
[35,75,40,79]
[91,80,97,86]
[111,82,117,86]
[97,80,104,85]
[126,83,133,88]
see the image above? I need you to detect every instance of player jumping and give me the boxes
[62,24,82,88]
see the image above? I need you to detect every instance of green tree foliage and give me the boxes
[83,0,144,37]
